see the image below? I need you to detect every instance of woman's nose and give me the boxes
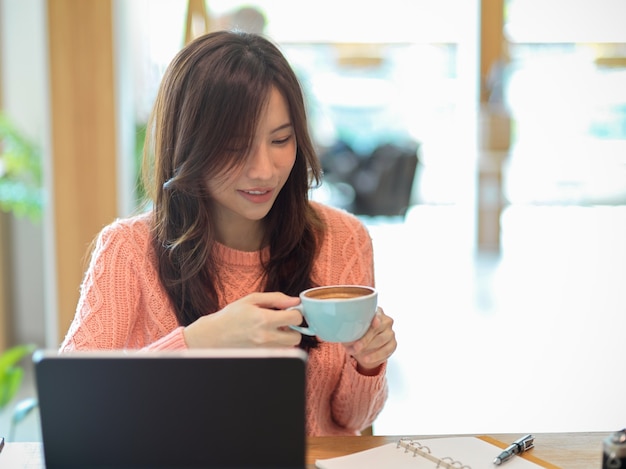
[245,143,273,179]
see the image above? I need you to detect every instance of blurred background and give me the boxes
[1,0,625,440]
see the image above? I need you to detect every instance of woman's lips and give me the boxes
[238,189,274,204]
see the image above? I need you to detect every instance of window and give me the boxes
[127,0,479,208]
[504,0,626,205]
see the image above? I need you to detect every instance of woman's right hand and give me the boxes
[182,292,304,348]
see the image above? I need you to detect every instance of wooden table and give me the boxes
[306,432,611,469]
[2,432,611,468]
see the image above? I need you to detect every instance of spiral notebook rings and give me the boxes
[397,438,472,469]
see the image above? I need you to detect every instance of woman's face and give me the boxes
[206,86,297,245]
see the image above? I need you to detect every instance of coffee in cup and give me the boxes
[289,285,378,343]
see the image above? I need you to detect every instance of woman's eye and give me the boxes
[273,135,292,145]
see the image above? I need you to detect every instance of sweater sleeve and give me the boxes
[332,356,388,432]
[306,341,388,436]
[59,218,187,352]
[308,203,389,434]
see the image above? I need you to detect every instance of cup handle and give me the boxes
[287,305,316,336]
[289,325,316,336]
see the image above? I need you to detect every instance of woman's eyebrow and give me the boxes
[270,122,293,133]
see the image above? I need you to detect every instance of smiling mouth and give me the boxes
[238,189,274,202]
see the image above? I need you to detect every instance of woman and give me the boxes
[61,31,396,436]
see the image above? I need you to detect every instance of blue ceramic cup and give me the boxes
[289,285,378,343]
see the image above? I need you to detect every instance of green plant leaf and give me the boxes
[0,344,36,411]
[0,344,36,371]
[0,367,23,409]
[0,112,43,221]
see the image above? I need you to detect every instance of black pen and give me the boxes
[0,436,4,454]
[493,434,535,465]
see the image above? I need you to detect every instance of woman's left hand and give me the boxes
[343,307,397,376]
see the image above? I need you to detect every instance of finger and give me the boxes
[251,326,302,348]
[267,307,304,327]
[354,333,397,369]
[273,328,304,347]
[245,291,300,309]
[370,311,383,330]
[352,327,390,358]
[375,338,398,363]
[346,308,387,352]
[347,310,395,356]
[365,308,387,337]
[368,322,397,358]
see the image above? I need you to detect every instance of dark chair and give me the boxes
[350,142,419,217]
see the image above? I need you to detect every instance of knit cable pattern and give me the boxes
[60,202,387,435]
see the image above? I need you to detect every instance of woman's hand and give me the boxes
[343,307,396,375]
[183,292,303,348]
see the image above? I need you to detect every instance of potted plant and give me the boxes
[0,114,43,440]
[0,344,35,410]
[0,112,43,221]
[0,344,39,439]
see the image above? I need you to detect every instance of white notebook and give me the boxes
[315,436,552,469]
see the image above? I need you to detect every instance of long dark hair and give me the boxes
[142,31,323,348]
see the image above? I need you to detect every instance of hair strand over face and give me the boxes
[142,31,324,349]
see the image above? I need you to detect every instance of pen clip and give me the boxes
[518,434,535,452]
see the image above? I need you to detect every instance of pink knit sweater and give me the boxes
[60,201,388,436]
